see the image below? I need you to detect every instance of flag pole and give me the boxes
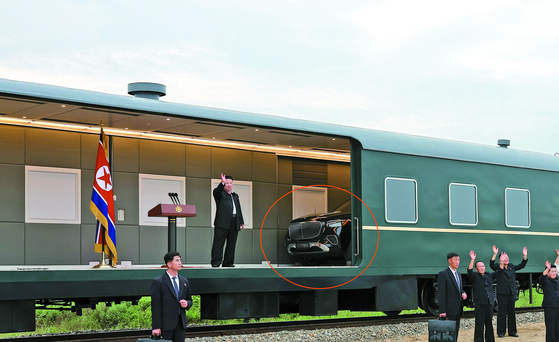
[93,222,110,268]
[93,121,112,269]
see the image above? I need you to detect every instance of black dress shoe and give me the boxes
[510,334,519,337]
[211,264,220,267]
[223,264,235,267]
[497,334,504,338]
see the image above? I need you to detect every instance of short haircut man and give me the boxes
[211,173,245,267]
[151,251,193,342]
[438,252,467,339]
[489,245,527,338]
[468,250,500,342]
[540,256,559,342]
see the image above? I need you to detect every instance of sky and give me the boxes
[0,0,558,155]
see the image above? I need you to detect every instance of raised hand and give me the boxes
[545,260,551,269]
[221,173,226,183]
[492,245,498,254]
[522,247,528,258]
[469,250,476,260]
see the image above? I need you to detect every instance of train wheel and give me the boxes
[383,310,401,317]
[421,279,439,316]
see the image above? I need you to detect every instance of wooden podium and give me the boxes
[148,204,196,252]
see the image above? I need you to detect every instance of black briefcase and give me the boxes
[137,334,172,342]
[428,317,456,342]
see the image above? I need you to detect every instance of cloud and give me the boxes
[344,0,508,44]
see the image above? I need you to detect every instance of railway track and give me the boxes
[2,307,543,342]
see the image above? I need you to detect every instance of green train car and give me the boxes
[0,78,558,332]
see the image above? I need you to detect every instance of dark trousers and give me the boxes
[544,306,559,342]
[474,303,495,342]
[446,314,461,340]
[161,316,186,342]
[211,217,238,267]
[496,293,516,336]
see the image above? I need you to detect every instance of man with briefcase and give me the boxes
[432,252,467,341]
[141,251,193,342]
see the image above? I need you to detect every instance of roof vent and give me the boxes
[498,139,510,148]
[127,82,166,100]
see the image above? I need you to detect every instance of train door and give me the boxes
[347,139,363,266]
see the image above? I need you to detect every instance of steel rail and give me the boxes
[1,307,543,342]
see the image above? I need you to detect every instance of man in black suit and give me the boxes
[540,254,559,342]
[211,173,244,267]
[468,250,501,342]
[438,252,467,339]
[151,251,193,342]
[489,245,527,338]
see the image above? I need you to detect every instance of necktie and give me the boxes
[172,277,179,299]
[454,272,460,293]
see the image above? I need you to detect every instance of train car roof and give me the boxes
[1,77,558,172]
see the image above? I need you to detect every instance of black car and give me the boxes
[285,200,352,266]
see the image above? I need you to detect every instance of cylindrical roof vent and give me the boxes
[498,139,510,148]
[127,82,166,100]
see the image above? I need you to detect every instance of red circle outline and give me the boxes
[259,185,379,289]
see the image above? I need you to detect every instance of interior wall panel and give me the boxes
[0,125,25,165]
[113,225,140,265]
[25,223,81,265]
[211,147,252,181]
[185,145,211,178]
[253,182,278,229]
[233,230,253,264]
[80,170,96,225]
[186,177,211,227]
[139,226,168,264]
[252,152,276,183]
[278,157,292,185]
[185,227,212,264]
[80,223,99,264]
[255,229,277,264]
[0,222,25,265]
[328,162,351,189]
[277,184,293,230]
[25,128,80,169]
[113,137,139,173]
[0,164,25,222]
[113,171,140,225]
[80,133,99,171]
[139,140,185,176]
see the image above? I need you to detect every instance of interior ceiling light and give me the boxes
[0,117,349,162]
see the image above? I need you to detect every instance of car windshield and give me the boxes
[334,199,351,212]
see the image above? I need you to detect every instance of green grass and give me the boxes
[0,290,543,338]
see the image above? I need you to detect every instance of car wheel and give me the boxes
[300,257,321,266]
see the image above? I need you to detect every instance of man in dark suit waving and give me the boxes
[540,254,559,342]
[211,173,244,267]
[468,249,501,342]
[151,251,193,342]
[438,252,467,339]
[490,245,527,338]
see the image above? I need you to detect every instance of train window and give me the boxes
[449,183,478,226]
[385,177,418,224]
[505,188,531,228]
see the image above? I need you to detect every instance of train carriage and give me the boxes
[0,78,558,333]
